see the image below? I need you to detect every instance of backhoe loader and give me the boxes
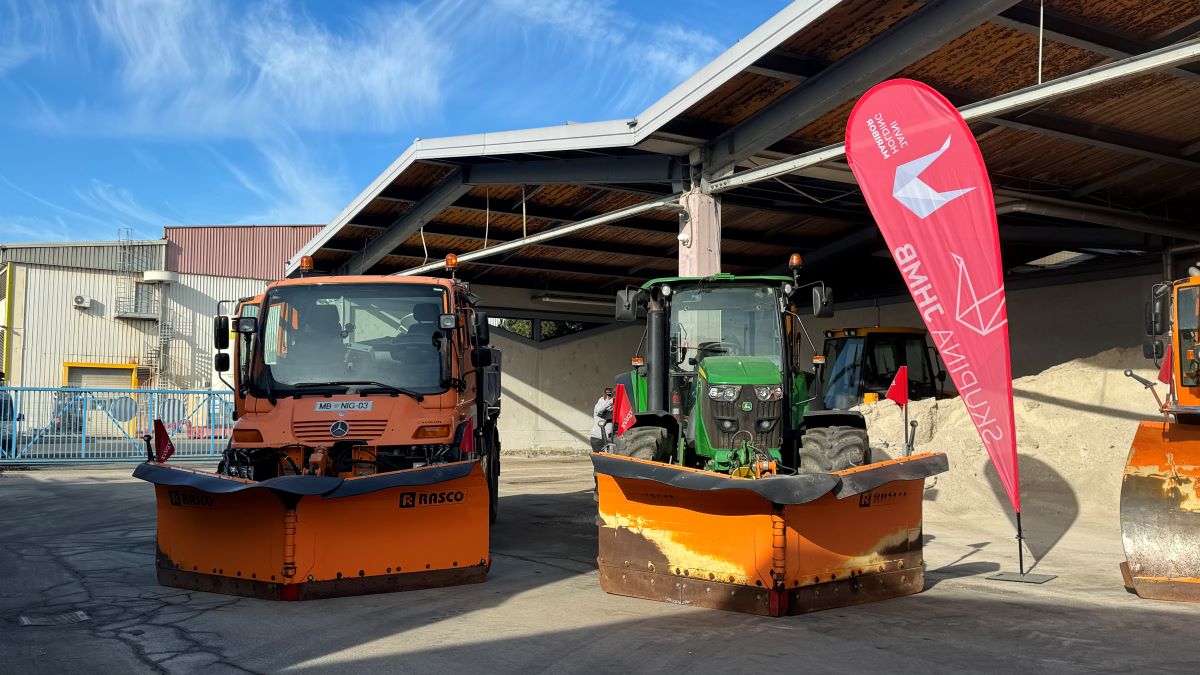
[1122,276,1200,602]
[594,255,948,616]
[135,260,502,600]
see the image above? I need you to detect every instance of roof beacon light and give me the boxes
[788,253,803,271]
[445,253,459,270]
[299,255,314,272]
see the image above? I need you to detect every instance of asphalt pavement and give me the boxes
[1,458,1198,674]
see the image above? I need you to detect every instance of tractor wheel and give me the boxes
[799,425,869,473]
[613,427,670,463]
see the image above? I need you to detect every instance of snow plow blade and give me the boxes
[1120,421,1200,602]
[592,452,948,616]
[134,460,489,600]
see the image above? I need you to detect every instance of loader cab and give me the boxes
[819,328,944,409]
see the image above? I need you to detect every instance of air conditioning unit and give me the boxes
[72,295,92,310]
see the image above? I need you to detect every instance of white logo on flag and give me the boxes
[953,253,1007,336]
[893,136,975,218]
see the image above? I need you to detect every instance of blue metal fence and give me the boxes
[0,387,234,464]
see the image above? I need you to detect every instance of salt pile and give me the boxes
[858,347,1161,523]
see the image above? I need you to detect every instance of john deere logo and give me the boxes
[330,421,349,437]
[741,401,753,412]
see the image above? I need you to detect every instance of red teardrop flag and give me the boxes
[885,366,909,407]
[614,384,635,436]
[153,419,176,463]
[846,79,1020,512]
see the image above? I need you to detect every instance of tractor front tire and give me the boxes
[613,427,670,463]
[799,425,869,473]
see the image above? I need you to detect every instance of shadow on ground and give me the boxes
[982,454,1079,569]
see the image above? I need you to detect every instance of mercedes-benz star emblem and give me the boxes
[330,421,350,438]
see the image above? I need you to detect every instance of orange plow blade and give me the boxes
[134,461,489,600]
[592,452,948,616]
[1120,421,1200,602]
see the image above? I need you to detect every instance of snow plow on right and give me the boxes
[1122,276,1200,602]
[596,258,948,616]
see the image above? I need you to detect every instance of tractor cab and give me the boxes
[614,260,868,477]
[819,327,946,409]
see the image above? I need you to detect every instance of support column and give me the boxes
[678,189,721,277]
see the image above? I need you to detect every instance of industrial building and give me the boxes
[289,0,1197,452]
[0,225,319,390]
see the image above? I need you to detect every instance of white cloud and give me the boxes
[0,0,59,75]
[84,0,450,137]
[74,178,178,229]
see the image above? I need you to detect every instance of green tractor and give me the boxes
[612,258,869,477]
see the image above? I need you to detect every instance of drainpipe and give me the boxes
[993,199,1198,241]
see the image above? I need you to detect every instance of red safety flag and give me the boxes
[846,79,1020,512]
[153,419,176,463]
[614,384,636,436]
[460,418,476,455]
[1159,343,1174,385]
[885,366,909,407]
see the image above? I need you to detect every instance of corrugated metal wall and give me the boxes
[9,264,267,389]
[0,241,164,272]
[12,264,152,387]
[165,226,322,281]
[163,273,268,389]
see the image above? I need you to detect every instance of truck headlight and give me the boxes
[754,385,784,401]
[716,418,738,433]
[707,385,742,402]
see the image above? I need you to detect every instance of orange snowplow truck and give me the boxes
[135,272,502,600]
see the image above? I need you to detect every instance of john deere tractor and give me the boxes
[612,258,869,476]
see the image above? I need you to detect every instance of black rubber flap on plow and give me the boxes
[591,453,839,505]
[133,461,476,499]
[833,453,950,499]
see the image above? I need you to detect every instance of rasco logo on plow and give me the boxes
[858,489,906,508]
[399,490,466,508]
[168,491,214,508]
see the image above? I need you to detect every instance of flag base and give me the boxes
[987,571,1056,584]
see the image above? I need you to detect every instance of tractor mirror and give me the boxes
[214,316,230,350]
[235,317,258,334]
[1143,337,1164,360]
[475,312,491,346]
[615,289,639,322]
[1147,299,1166,335]
[214,352,231,373]
[812,286,834,318]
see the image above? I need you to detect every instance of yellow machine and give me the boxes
[1121,276,1200,602]
[819,327,948,408]
[136,262,503,600]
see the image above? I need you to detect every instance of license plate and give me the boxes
[314,401,374,412]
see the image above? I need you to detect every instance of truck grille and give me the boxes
[293,419,388,443]
[706,392,782,450]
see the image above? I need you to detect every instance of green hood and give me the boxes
[698,355,782,385]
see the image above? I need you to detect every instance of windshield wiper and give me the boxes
[320,380,426,402]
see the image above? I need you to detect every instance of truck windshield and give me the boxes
[669,284,782,372]
[251,283,448,396]
[1178,285,1200,387]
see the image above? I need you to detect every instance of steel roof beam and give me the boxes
[703,0,1020,178]
[379,247,654,281]
[743,50,824,82]
[335,169,469,275]
[993,5,1200,82]
[463,155,683,186]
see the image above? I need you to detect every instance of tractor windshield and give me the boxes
[669,284,782,372]
[250,283,449,396]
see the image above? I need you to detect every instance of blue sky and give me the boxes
[0,0,786,243]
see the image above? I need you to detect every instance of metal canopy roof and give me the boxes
[293,0,1200,302]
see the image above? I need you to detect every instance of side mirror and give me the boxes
[615,289,640,322]
[475,311,491,346]
[1147,299,1166,336]
[235,317,258,334]
[214,352,231,373]
[439,314,459,330]
[1143,337,1164,360]
[214,316,230,350]
[812,286,834,318]
[472,346,496,368]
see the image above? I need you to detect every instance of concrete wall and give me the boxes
[493,324,644,452]
[803,273,1158,377]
